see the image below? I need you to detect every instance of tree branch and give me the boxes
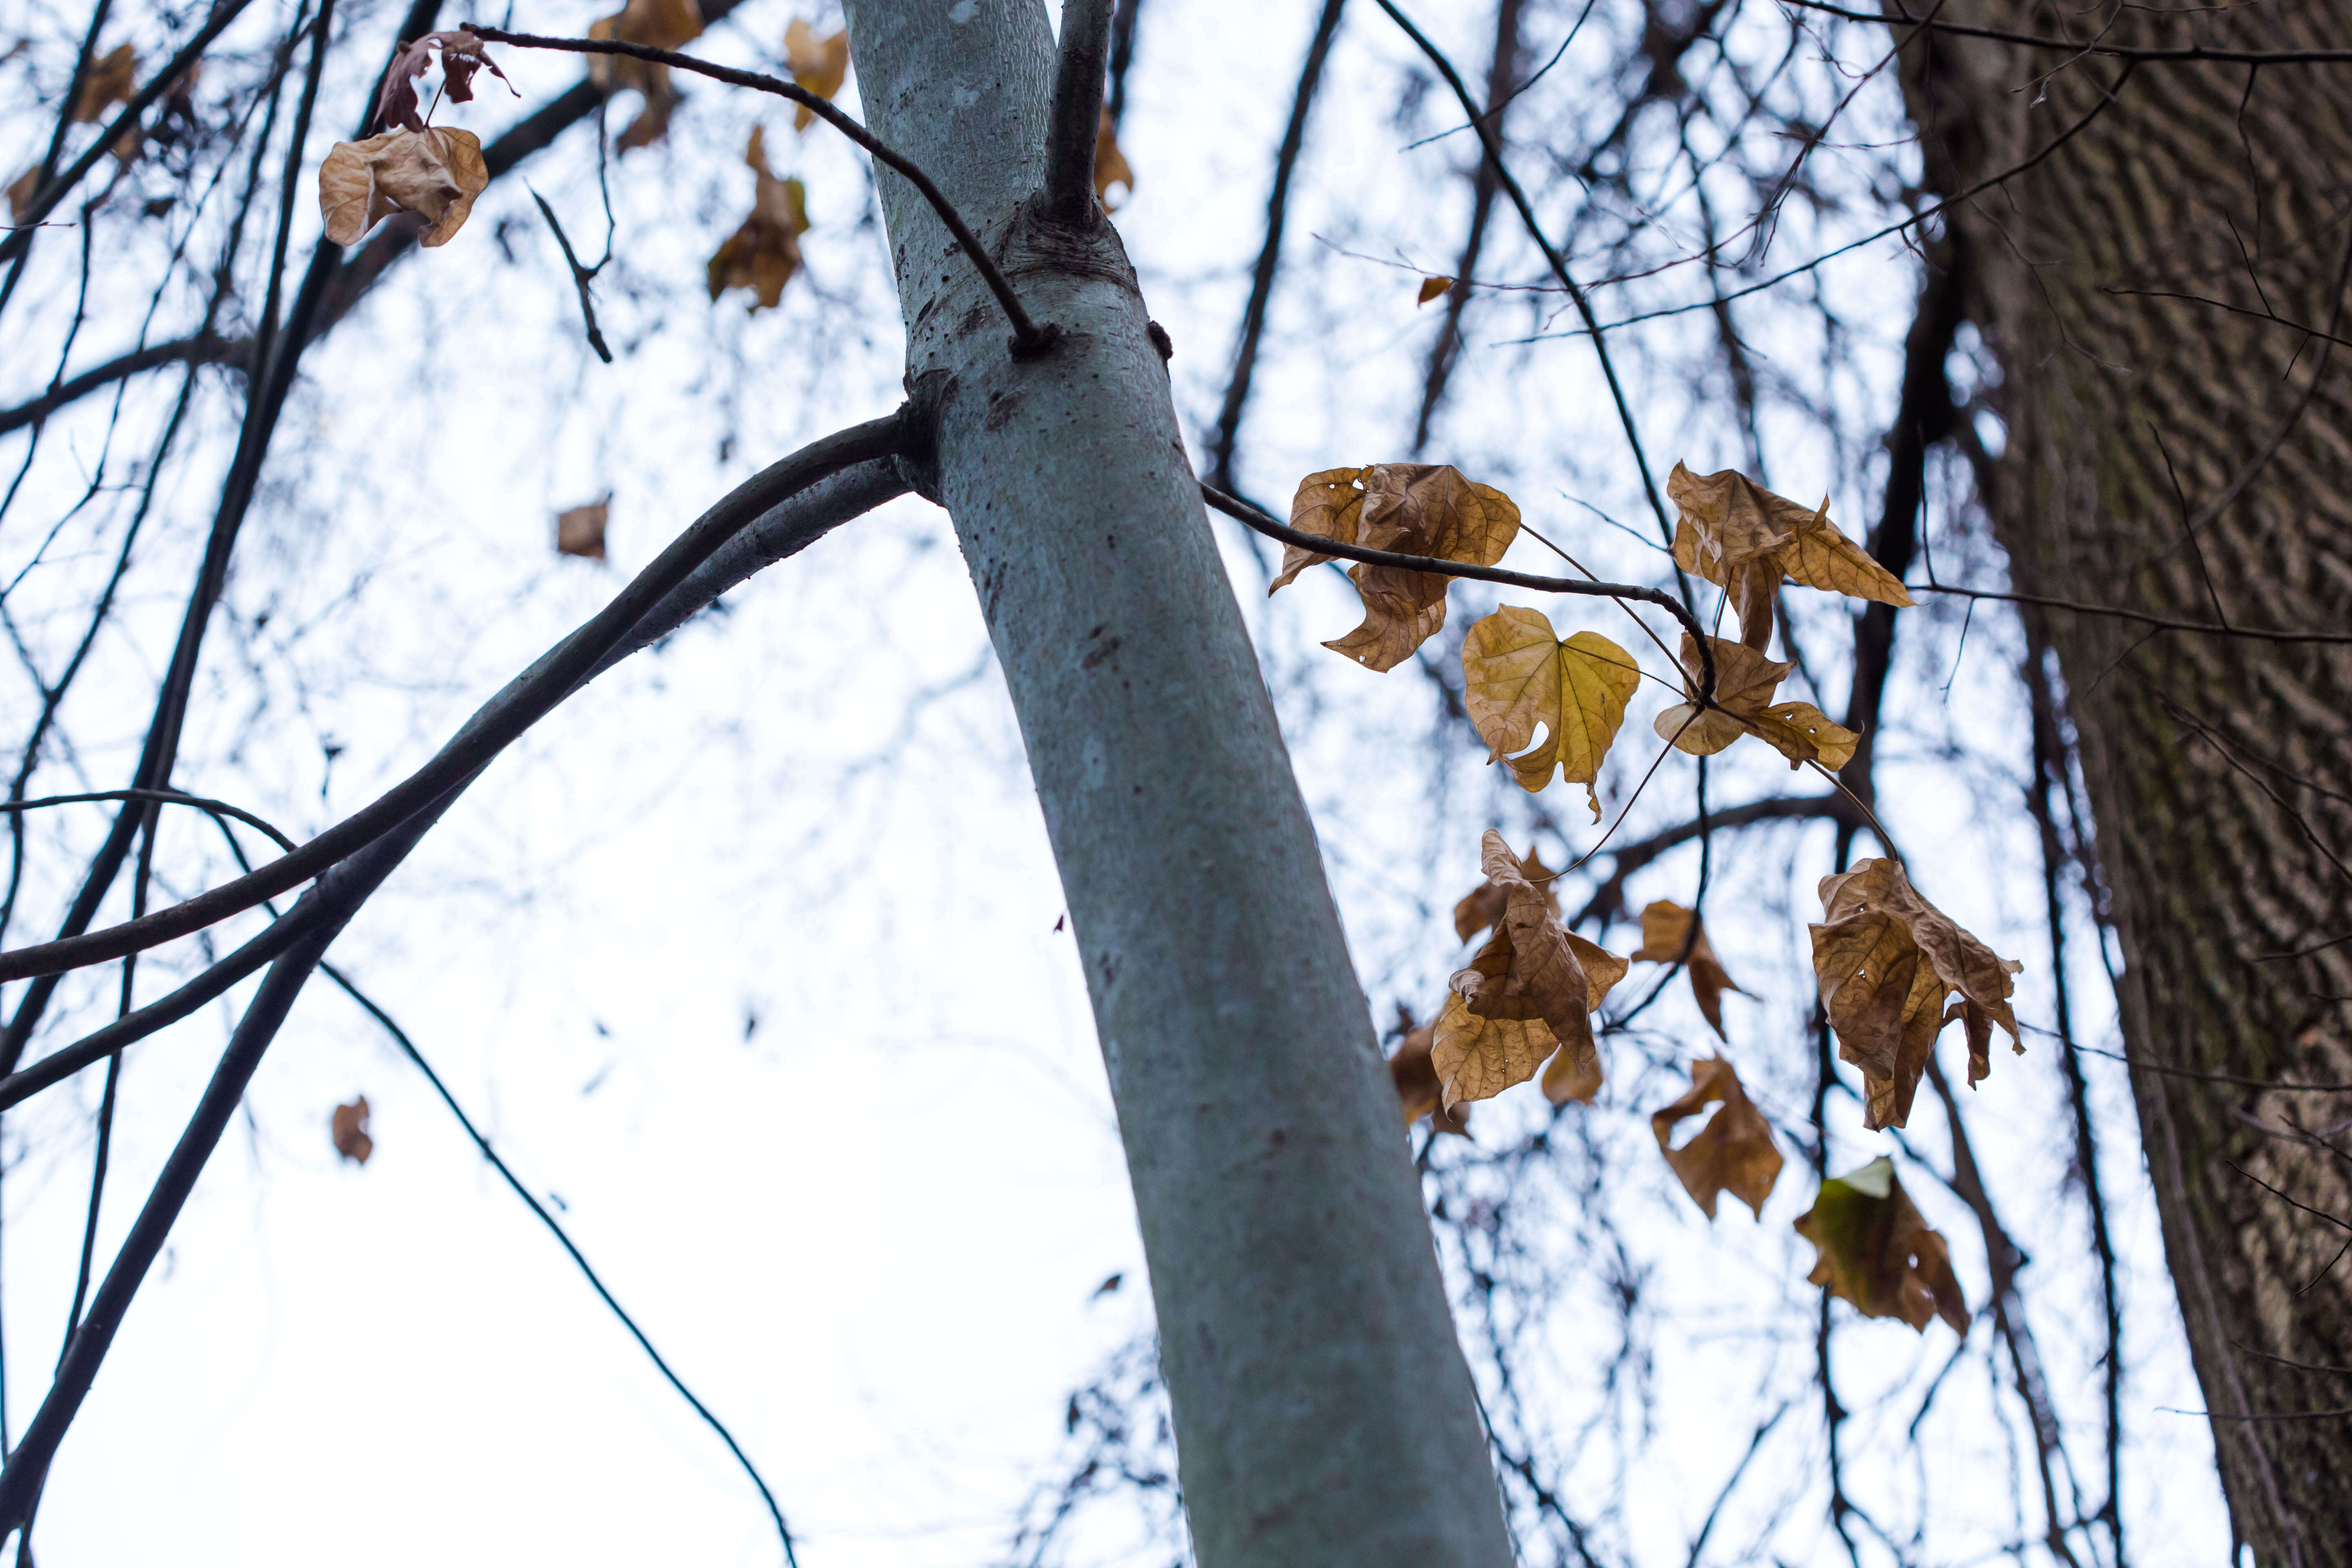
[0,415,904,984]
[1198,479,1718,701]
[462,27,1052,354]
[1043,0,1116,226]
[1788,1,2352,65]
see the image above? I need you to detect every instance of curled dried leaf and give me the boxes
[1793,1156,1967,1333]
[707,127,810,309]
[1652,632,1858,771]
[1269,465,1521,672]
[1452,842,1559,942]
[785,18,851,131]
[1461,606,1639,819]
[1652,1055,1781,1218]
[1417,276,1453,305]
[1809,859,2024,1129]
[1668,462,1911,650]
[1433,831,1626,1109]
[1630,900,1744,1039]
[318,127,488,248]
[331,1096,374,1164]
[376,30,514,134]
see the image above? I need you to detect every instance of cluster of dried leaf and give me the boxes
[317,31,507,248]
[1296,463,2017,1333]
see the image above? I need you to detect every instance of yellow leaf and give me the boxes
[71,43,136,124]
[317,127,488,249]
[1629,900,1744,1040]
[784,18,851,132]
[1652,1055,1781,1218]
[1417,275,1452,305]
[1668,461,1911,650]
[1270,465,1522,673]
[1094,109,1134,207]
[556,499,610,559]
[1433,831,1626,1108]
[1794,1156,1968,1333]
[331,1096,374,1164]
[1452,842,1559,942]
[707,127,810,310]
[1652,633,1858,771]
[1809,859,2023,1129]
[1461,607,1639,819]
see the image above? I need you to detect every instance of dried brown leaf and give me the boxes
[6,165,38,223]
[1434,831,1626,1108]
[707,127,809,309]
[1389,1018,1471,1136]
[556,499,610,559]
[1668,462,1911,650]
[1417,276,1452,305]
[1793,1156,1967,1333]
[784,18,850,132]
[331,1096,374,1165]
[1094,109,1134,207]
[1629,900,1744,1039]
[1652,633,1858,771]
[1452,843,1559,942]
[71,43,136,124]
[1461,606,1639,818]
[1269,464,1521,672]
[1652,1055,1782,1218]
[317,127,488,248]
[1809,859,2024,1130]
[588,0,705,92]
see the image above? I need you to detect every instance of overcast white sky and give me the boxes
[0,0,2236,1563]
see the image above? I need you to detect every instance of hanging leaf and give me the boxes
[1432,831,1626,1109]
[707,127,810,309]
[1094,108,1134,207]
[587,0,704,95]
[1629,900,1745,1040]
[1809,858,2024,1130]
[376,29,513,134]
[784,18,851,132]
[556,499,610,559]
[1417,276,1452,305]
[331,1097,374,1165]
[1793,1156,1967,1333]
[318,127,489,248]
[1651,1055,1781,1218]
[1388,1015,1471,1136]
[1452,841,1559,942]
[1651,632,1858,771]
[1461,606,1639,819]
[70,42,137,124]
[6,165,39,223]
[1269,465,1522,673]
[1668,462,1911,650]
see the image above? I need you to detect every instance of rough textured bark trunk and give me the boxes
[1898,7,2352,1562]
[838,5,1515,1564]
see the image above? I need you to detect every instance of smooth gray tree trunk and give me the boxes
[839,4,1515,1565]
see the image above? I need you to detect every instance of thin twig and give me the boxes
[528,187,612,363]
[323,965,801,1564]
[461,26,1051,354]
[1779,1,2352,65]
[1197,479,1717,702]
[0,414,905,984]
[1904,581,2352,644]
